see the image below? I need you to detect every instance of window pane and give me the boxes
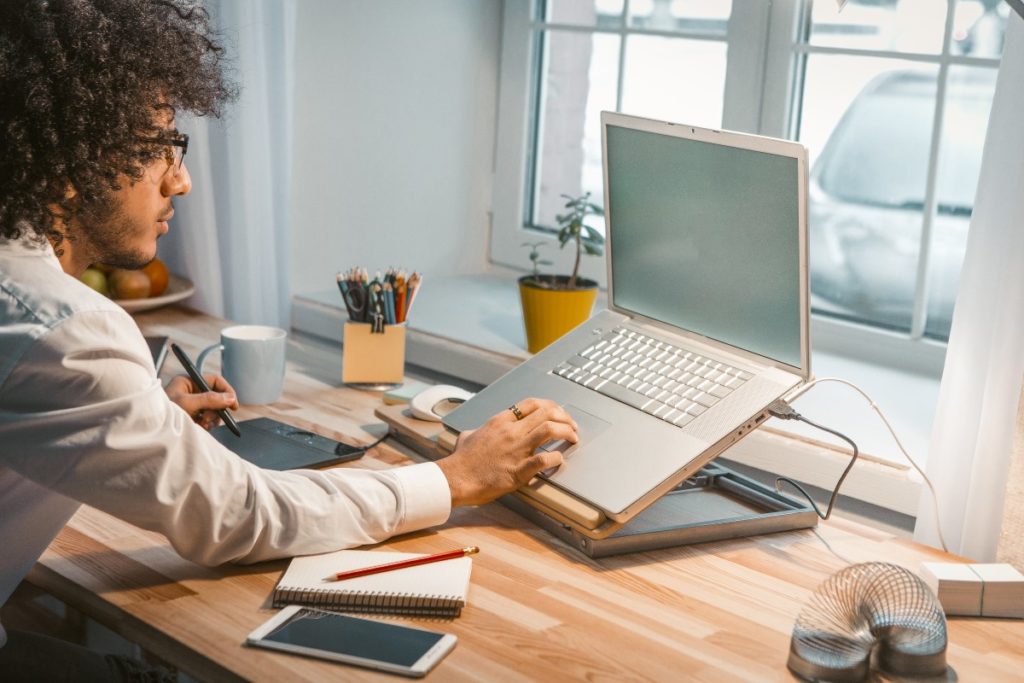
[802,56,939,333]
[543,0,625,27]
[924,65,997,340]
[531,30,619,233]
[808,0,947,54]
[628,0,732,34]
[621,35,726,128]
[951,0,1009,57]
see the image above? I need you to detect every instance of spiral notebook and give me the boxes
[271,549,473,617]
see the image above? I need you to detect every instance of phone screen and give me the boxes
[263,609,446,667]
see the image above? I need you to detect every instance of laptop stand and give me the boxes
[499,461,817,558]
[375,404,817,558]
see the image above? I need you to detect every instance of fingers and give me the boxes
[516,400,578,442]
[200,374,239,410]
[166,373,237,418]
[521,449,564,479]
[489,398,579,452]
[204,373,237,397]
[179,389,237,415]
[163,374,238,432]
[502,398,578,431]
[525,420,579,451]
[195,410,221,430]
[503,397,550,422]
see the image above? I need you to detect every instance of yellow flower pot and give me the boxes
[518,276,598,354]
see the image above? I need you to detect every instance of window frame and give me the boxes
[490,0,1002,375]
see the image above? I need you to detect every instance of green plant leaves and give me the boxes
[583,225,604,243]
[525,191,604,288]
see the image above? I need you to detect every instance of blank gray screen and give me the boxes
[607,125,802,368]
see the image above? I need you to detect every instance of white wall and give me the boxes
[289,0,502,296]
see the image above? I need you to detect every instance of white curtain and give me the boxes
[914,13,1024,559]
[160,0,296,328]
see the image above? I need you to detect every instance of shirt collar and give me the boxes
[0,231,63,273]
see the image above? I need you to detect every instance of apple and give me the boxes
[141,258,170,297]
[108,269,151,300]
[80,267,109,296]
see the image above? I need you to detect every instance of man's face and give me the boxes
[75,118,192,269]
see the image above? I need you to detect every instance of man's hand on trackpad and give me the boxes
[436,398,578,507]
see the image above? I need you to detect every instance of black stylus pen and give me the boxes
[169,342,242,437]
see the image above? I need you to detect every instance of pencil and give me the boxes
[395,274,407,323]
[404,272,422,321]
[324,546,479,582]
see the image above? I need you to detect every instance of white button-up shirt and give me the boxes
[0,237,452,647]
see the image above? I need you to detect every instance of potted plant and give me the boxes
[518,193,605,353]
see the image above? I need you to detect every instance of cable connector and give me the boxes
[767,399,800,420]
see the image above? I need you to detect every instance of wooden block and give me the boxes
[920,562,982,616]
[516,479,606,530]
[972,563,1024,618]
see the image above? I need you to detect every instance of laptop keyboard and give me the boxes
[552,327,751,428]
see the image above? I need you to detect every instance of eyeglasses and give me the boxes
[136,132,189,174]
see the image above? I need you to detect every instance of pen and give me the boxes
[325,546,480,582]
[169,343,242,437]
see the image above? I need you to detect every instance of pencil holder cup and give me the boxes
[342,322,406,389]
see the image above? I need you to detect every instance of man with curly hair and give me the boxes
[0,1,577,678]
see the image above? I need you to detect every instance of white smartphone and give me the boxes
[245,606,457,677]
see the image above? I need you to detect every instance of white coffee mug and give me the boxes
[197,325,287,405]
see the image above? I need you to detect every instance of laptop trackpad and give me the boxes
[536,404,611,476]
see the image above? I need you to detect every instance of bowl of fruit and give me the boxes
[80,258,195,313]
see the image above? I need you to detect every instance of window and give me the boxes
[791,0,1006,341]
[492,0,1008,361]
[525,1,732,239]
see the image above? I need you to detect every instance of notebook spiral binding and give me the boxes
[272,587,464,617]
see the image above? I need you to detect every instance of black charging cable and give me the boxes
[335,431,389,456]
[767,399,860,521]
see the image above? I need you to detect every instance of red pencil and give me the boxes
[325,546,479,582]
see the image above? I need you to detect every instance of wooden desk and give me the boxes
[25,306,1024,681]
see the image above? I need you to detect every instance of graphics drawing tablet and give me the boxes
[210,417,366,470]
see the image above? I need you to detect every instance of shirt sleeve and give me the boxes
[0,309,451,565]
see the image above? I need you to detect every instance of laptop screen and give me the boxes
[605,121,803,369]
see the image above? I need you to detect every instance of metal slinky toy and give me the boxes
[788,562,949,682]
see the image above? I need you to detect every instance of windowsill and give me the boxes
[292,274,533,385]
[292,272,931,518]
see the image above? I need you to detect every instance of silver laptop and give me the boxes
[446,112,811,532]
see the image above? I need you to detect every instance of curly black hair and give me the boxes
[0,0,236,250]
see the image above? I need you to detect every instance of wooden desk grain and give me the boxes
[26,306,1024,681]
